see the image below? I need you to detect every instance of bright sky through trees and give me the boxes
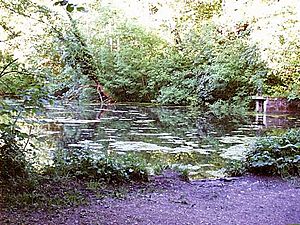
[0,0,299,102]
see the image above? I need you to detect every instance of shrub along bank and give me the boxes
[227,129,300,178]
[0,144,159,209]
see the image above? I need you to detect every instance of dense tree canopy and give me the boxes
[0,0,299,104]
[0,0,300,212]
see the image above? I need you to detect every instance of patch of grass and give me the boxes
[86,180,102,191]
[1,151,159,210]
[2,177,89,210]
[1,138,170,211]
[225,160,247,177]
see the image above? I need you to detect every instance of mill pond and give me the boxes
[31,102,300,179]
[2,101,300,225]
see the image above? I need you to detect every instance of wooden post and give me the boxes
[252,96,267,113]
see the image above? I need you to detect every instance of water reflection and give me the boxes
[36,102,300,178]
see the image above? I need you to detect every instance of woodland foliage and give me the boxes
[0,0,299,194]
[227,129,300,178]
[0,0,299,104]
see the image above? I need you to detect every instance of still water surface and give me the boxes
[37,102,300,178]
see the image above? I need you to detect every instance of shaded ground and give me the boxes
[1,171,300,225]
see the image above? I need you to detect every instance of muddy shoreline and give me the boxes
[1,172,300,225]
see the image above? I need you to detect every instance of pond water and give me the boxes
[35,102,300,178]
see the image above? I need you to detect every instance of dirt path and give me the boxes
[1,172,300,225]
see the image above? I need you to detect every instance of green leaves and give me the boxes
[53,1,85,13]
[227,129,300,177]
[50,149,149,183]
[76,7,85,12]
[246,129,300,177]
[66,3,74,12]
[54,1,67,6]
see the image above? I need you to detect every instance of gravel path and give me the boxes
[1,172,300,225]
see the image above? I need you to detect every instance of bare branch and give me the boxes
[0,70,34,78]
[0,59,18,78]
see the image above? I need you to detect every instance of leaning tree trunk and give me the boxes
[57,14,111,103]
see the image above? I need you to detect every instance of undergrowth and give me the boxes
[45,149,151,183]
[1,147,165,209]
[227,129,300,178]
